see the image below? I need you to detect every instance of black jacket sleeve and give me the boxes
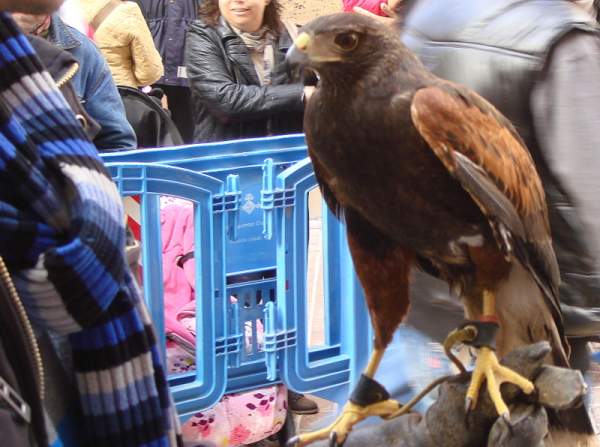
[185,22,305,124]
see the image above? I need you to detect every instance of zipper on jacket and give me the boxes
[0,257,44,401]
[56,62,80,89]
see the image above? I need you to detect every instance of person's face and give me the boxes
[1,0,63,14]
[218,0,271,33]
[12,13,48,34]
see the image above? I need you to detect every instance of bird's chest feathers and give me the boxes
[309,92,410,174]
[308,90,443,203]
[307,88,486,255]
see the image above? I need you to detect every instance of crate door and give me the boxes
[275,158,372,399]
[107,163,228,419]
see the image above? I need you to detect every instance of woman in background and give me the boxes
[185,0,314,143]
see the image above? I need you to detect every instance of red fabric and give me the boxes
[342,0,387,16]
[125,195,141,240]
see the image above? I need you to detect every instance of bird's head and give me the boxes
[286,13,404,85]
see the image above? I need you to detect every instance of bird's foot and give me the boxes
[466,346,535,418]
[286,398,402,447]
[287,374,401,446]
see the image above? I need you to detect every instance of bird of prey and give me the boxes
[285,13,595,447]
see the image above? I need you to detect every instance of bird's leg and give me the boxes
[287,348,403,447]
[445,290,535,419]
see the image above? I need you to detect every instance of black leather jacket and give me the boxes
[185,18,305,143]
[403,0,600,309]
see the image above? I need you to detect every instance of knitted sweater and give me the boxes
[0,12,180,446]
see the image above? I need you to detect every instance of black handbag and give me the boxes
[118,86,184,149]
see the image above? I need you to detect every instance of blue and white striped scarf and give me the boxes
[0,12,180,446]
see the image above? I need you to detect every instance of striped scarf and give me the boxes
[0,12,180,447]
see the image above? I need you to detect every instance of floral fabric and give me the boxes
[167,344,287,446]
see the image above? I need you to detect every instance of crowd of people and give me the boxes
[2,0,600,446]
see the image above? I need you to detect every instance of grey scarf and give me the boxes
[233,23,276,85]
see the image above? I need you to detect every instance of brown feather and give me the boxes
[345,209,414,348]
[410,84,563,330]
[410,84,547,231]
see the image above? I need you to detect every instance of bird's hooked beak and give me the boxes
[285,32,312,79]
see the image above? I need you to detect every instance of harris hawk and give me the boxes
[285,12,595,447]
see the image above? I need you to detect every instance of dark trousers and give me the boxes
[156,84,195,144]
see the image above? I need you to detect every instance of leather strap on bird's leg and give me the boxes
[443,320,499,373]
[349,374,391,407]
[461,289,499,349]
[459,320,499,350]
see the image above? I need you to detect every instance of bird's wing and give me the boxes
[308,147,344,219]
[410,85,598,435]
[409,83,562,322]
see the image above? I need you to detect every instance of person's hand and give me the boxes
[353,1,399,27]
[304,86,316,104]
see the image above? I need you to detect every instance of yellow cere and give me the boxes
[294,32,312,51]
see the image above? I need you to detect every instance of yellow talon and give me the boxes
[466,346,535,417]
[287,399,401,446]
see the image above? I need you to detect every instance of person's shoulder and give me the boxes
[278,19,298,45]
[188,18,213,33]
[551,29,600,63]
[117,1,145,18]
[57,22,110,79]
[121,1,142,10]
[63,23,104,56]
[60,21,89,44]
[126,1,147,13]
[187,19,220,41]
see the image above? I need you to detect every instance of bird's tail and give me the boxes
[491,260,566,365]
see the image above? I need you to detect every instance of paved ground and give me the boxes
[280,0,341,25]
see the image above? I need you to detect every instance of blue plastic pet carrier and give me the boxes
[101,135,372,420]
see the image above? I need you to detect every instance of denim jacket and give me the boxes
[48,15,137,151]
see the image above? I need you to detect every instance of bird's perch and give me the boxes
[311,342,588,447]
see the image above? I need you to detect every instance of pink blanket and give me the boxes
[167,343,287,446]
[342,0,388,15]
[161,201,196,347]
[160,199,286,445]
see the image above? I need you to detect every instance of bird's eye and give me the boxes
[334,32,359,51]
